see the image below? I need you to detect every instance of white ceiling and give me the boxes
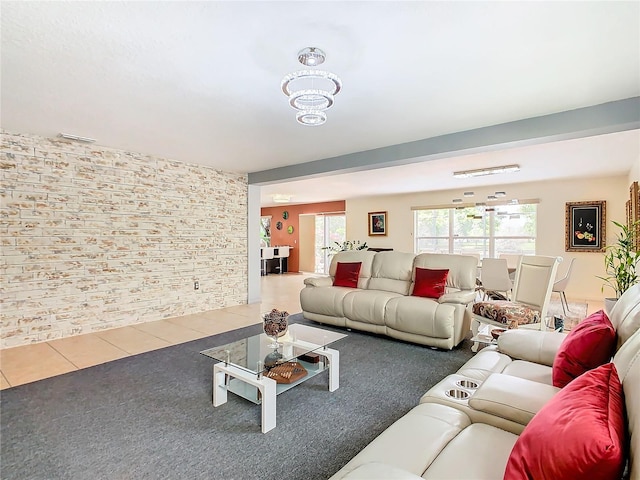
[2,1,639,206]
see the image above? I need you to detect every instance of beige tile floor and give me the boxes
[0,272,602,390]
[0,273,311,390]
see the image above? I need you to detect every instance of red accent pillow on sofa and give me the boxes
[412,268,449,299]
[552,310,616,388]
[333,262,362,288]
[504,362,626,480]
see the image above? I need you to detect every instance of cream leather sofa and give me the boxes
[329,286,640,479]
[300,250,478,349]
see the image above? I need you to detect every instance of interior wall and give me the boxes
[1,130,248,348]
[347,175,628,301]
[629,154,640,183]
[261,201,345,272]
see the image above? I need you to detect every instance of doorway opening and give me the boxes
[315,214,346,274]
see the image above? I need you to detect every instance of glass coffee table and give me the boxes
[200,323,347,433]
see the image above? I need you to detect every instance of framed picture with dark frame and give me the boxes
[368,211,387,236]
[565,201,606,252]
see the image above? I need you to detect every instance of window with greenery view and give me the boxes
[414,203,537,258]
[260,216,271,247]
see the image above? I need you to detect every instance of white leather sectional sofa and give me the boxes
[300,250,478,349]
[329,285,640,479]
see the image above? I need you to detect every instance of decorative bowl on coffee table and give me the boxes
[262,310,289,348]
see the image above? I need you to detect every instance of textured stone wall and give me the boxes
[0,130,248,348]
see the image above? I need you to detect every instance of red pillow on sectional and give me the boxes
[333,262,362,288]
[504,362,626,480]
[412,268,449,299]
[552,310,616,388]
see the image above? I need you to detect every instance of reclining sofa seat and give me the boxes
[456,283,640,385]
[300,250,478,349]
[329,324,640,479]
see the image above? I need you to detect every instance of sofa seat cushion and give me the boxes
[455,347,514,382]
[343,290,403,326]
[299,286,354,318]
[472,300,540,326]
[329,403,471,480]
[422,423,517,480]
[502,360,553,385]
[385,296,455,339]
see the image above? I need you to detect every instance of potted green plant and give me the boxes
[322,240,368,254]
[597,220,640,313]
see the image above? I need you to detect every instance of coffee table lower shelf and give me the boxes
[227,358,328,403]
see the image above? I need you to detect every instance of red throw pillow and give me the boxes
[412,268,449,299]
[552,310,616,388]
[333,262,362,288]
[504,362,626,480]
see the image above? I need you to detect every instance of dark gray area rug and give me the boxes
[0,315,474,480]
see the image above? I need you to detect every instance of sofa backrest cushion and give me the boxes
[367,251,416,295]
[609,283,640,349]
[333,262,362,288]
[330,251,377,290]
[613,327,640,480]
[552,310,617,388]
[413,253,477,292]
[504,362,627,480]
[412,268,449,299]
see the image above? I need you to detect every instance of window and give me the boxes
[260,216,271,247]
[414,203,537,258]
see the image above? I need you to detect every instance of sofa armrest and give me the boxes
[438,290,476,305]
[468,373,560,425]
[303,276,333,287]
[335,463,424,480]
[497,329,567,366]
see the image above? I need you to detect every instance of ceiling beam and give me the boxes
[249,96,640,185]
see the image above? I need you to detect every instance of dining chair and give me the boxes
[471,255,561,352]
[478,258,513,300]
[552,258,576,315]
[499,253,522,281]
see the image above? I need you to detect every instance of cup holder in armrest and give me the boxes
[456,379,479,389]
[445,389,470,400]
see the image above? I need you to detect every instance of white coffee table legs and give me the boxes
[211,346,340,433]
[213,363,277,433]
[316,347,339,392]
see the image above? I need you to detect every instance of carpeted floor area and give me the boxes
[0,316,474,480]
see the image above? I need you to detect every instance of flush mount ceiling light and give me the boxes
[453,164,520,179]
[58,132,96,143]
[281,47,342,126]
[272,194,292,203]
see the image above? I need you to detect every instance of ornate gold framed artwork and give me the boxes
[565,201,606,252]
